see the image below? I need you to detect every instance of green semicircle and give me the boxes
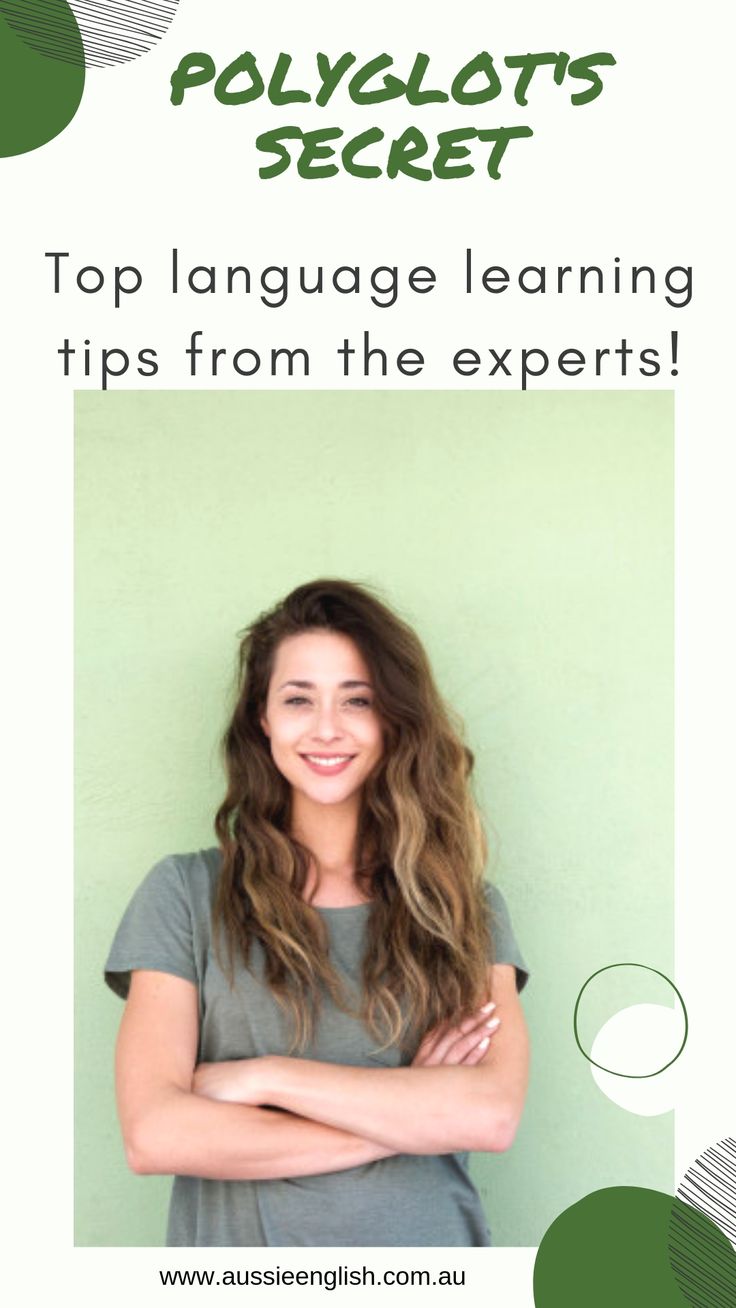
[0,1,85,158]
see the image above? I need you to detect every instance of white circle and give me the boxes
[589,1003,685,1116]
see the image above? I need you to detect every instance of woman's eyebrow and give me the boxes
[277,679,373,691]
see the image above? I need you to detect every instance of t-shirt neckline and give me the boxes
[311,901,372,914]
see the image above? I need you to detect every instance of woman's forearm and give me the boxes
[261,1058,515,1154]
[188,971,528,1158]
[125,1085,395,1180]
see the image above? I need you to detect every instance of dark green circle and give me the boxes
[0,1,85,158]
[534,1186,730,1308]
[573,962,688,1079]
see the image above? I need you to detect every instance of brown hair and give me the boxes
[214,578,491,1051]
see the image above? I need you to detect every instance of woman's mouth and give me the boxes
[300,754,355,775]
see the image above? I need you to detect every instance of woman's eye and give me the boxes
[282,695,372,709]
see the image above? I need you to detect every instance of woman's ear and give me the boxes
[260,715,270,737]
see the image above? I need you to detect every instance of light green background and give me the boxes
[75,390,673,1247]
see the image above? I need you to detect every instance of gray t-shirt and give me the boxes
[105,847,529,1247]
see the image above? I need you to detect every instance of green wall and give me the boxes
[75,390,673,1246]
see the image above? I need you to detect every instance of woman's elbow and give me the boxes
[124,1139,151,1175]
[485,1112,519,1154]
[474,1103,522,1154]
[122,1115,172,1176]
[119,1082,192,1174]
[124,1129,158,1175]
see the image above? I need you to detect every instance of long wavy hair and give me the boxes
[214,579,492,1051]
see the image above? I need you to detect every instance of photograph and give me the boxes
[75,388,673,1248]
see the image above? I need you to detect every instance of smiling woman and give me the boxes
[260,630,384,817]
[104,578,530,1247]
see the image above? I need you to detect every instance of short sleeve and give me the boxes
[483,882,530,993]
[104,856,198,1000]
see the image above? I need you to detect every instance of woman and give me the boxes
[105,578,530,1246]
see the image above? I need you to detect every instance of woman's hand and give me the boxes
[411,1003,500,1067]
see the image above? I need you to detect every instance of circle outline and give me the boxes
[573,962,688,1079]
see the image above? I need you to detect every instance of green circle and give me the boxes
[534,1186,730,1308]
[0,1,85,158]
[573,962,688,1079]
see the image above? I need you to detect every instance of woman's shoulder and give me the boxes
[143,846,223,908]
[112,848,223,930]
[481,878,512,917]
[481,878,530,993]
[105,848,224,999]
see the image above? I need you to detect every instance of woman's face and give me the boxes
[260,630,384,810]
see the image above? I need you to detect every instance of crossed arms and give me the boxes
[116,964,529,1181]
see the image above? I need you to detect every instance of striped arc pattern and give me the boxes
[0,0,180,68]
[668,1137,736,1308]
[677,1137,736,1248]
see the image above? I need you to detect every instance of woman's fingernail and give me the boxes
[486,1017,501,1030]
[478,1036,490,1051]
[481,1002,496,1013]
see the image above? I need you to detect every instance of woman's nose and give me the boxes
[312,702,342,741]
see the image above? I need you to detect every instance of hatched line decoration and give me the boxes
[676,1137,736,1249]
[0,0,180,68]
